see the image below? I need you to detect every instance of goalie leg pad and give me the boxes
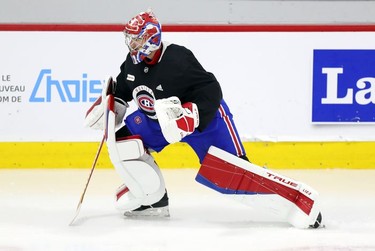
[196,146,321,228]
[106,97,165,211]
[107,135,166,211]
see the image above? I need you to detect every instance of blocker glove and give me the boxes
[154,96,199,143]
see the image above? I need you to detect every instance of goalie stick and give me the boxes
[69,134,105,226]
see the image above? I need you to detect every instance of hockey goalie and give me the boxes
[84,10,323,228]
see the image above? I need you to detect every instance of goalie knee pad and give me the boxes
[107,135,166,211]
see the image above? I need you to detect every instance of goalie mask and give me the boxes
[123,11,162,64]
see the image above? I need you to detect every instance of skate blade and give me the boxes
[124,206,170,218]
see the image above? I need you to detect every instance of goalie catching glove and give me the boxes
[84,76,128,130]
[154,96,199,143]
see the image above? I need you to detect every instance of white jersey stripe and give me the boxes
[218,105,244,156]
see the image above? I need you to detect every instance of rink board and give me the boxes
[1,26,375,170]
[0,141,374,169]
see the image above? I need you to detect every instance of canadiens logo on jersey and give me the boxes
[132,85,157,119]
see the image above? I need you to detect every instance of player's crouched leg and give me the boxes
[196,146,324,228]
[107,135,169,217]
[114,152,170,217]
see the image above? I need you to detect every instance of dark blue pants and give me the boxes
[125,99,246,163]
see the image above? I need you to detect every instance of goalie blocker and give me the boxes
[196,146,323,229]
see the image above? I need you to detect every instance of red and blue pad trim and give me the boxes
[196,149,314,215]
[196,166,262,195]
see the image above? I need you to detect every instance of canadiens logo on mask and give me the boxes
[132,85,157,119]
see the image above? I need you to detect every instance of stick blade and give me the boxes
[69,202,82,226]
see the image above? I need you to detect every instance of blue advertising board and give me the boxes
[312,50,375,123]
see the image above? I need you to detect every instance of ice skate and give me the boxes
[124,191,170,217]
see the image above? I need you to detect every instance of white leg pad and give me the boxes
[105,100,165,211]
[112,152,166,211]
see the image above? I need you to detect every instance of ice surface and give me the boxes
[0,168,375,251]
